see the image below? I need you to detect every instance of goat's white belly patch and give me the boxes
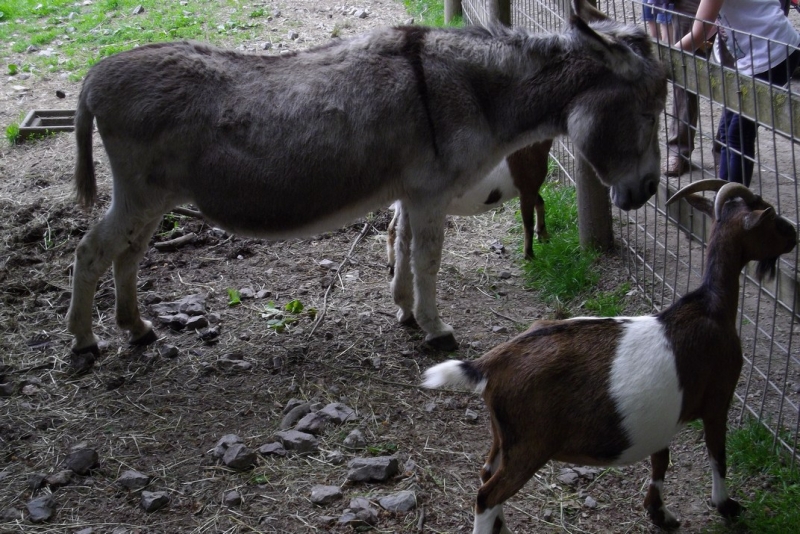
[608,316,683,465]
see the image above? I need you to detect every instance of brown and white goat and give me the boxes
[387,140,553,271]
[422,179,797,533]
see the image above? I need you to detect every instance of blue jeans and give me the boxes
[718,49,800,186]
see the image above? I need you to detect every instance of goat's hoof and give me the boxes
[70,344,99,374]
[399,314,418,329]
[717,498,744,519]
[425,333,459,352]
[646,505,680,530]
[130,328,158,347]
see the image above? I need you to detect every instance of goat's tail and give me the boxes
[422,360,487,394]
[74,89,96,209]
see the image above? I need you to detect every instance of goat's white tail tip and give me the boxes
[422,359,485,393]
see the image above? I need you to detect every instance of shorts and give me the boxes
[642,1,674,24]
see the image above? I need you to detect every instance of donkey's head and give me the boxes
[566,0,667,210]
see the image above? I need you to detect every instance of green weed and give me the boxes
[227,288,241,307]
[403,0,462,27]
[5,123,20,145]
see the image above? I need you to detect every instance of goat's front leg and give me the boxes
[704,416,743,519]
[406,202,457,350]
[643,448,680,528]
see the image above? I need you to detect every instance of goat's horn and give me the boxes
[666,179,728,207]
[714,182,758,221]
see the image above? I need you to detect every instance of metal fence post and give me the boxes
[489,0,511,26]
[444,0,462,23]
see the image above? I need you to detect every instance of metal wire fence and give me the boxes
[460,0,800,466]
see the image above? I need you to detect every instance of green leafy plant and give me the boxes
[260,300,311,332]
[227,288,241,307]
[366,442,398,456]
[5,123,20,145]
[7,63,18,75]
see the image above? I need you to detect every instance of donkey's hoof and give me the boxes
[425,333,459,352]
[130,328,158,347]
[70,345,99,374]
[717,498,744,519]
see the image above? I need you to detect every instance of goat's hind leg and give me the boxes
[643,448,680,528]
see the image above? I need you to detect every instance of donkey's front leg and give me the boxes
[406,203,457,351]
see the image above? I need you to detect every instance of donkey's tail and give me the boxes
[422,360,487,394]
[74,88,96,209]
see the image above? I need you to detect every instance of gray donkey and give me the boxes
[67,0,666,368]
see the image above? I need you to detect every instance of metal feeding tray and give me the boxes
[19,109,76,140]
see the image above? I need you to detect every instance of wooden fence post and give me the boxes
[489,0,511,26]
[444,0,462,23]
[569,0,614,251]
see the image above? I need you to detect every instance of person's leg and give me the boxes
[664,0,700,176]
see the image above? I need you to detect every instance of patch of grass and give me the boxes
[5,123,20,145]
[584,282,631,317]
[403,0,462,27]
[520,183,600,305]
[705,419,800,533]
[0,0,272,80]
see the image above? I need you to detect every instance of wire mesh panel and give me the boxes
[458,0,800,465]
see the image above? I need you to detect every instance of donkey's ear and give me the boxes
[569,16,644,81]
[572,0,608,22]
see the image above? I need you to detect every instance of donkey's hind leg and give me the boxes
[67,200,159,368]
[113,217,162,346]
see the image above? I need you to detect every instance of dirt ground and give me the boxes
[0,2,774,533]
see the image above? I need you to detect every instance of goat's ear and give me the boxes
[683,193,714,217]
[744,207,776,231]
[572,0,608,21]
[569,17,643,81]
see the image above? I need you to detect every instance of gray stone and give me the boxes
[185,315,209,330]
[117,470,150,490]
[223,490,242,507]
[1,507,23,521]
[44,469,73,489]
[62,448,98,475]
[557,468,579,486]
[318,402,355,424]
[158,313,190,329]
[74,528,93,534]
[273,430,318,453]
[28,473,46,492]
[258,442,287,457]
[318,259,337,270]
[379,490,417,512]
[256,289,272,299]
[310,485,342,505]
[542,508,554,521]
[288,30,299,40]
[573,466,598,480]
[131,5,144,15]
[325,450,346,465]
[343,429,366,449]
[140,491,170,512]
[464,408,479,422]
[295,412,328,435]
[346,456,399,482]
[216,354,252,372]
[238,287,255,299]
[213,434,243,459]
[222,443,257,470]
[279,402,314,429]
[150,294,206,316]
[492,325,508,334]
[158,345,179,359]
[584,496,597,509]
[26,495,55,523]
[354,9,368,18]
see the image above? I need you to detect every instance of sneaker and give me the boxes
[663,154,689,176]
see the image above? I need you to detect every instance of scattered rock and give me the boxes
[258,442,287,457]
[491,325,508,334]
[557,468,579,486]
[379,490,417,512]
[354,9,368,19]
[338,497,378,525]
[499,271,512,279]
[26,495,55,523]
[295,412,328,435]
[343,428,366,449]
[199,327,220,343]
[140,491,170,513]
[222,443,257,470]
[279,402,315,429]
[131,5,144,15]
[288,30,299,40]
[325,450,346,465]
[150,294,207,316]
[213,434,243,459]
[223,490,242,507]
[117,470,150,490]
[318,402,355,424]
[158,313,189,330]
[28,473,46,492]
[62,448,98,475]
[185,315,209,330]
[464,408,479,422]
[318,259,337,271]
[216,353,252,372]
[158,345,179,359]
[542,508,554,521]
[584,496,597,509]
[573,466,598,480]
[310,485,342,505]
[44,469,73,489]
[256,289,271,299]
[346,456,399,482]
[273,430,319,453]
[1,508,23,522]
